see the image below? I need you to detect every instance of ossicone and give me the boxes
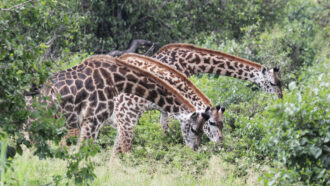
[216,105,225,112]
[202,111,210,120]
[221,106,225,112]
[273,67,280,72]
[190,112,198,120]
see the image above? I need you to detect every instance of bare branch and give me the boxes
[108,39,159,57]
[144,43,156,55]
[42,25,66,60]
[0,0,35,11]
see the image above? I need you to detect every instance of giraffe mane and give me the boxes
[120,53,212,107]
[84,55,115,62]
[82,55,196,111]
[113,57,196,112]
[155,43,262,69]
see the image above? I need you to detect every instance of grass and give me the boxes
[3,146,267,186]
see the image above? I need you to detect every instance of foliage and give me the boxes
[66,140,100,184]
[0,0,84,135]
[226,58,330,184]
[0,0,328,185]
[72,0,287,53]
[96,125,117,149]
[190,74,258,107]
[21,96,66,158]
[258,60,329,184]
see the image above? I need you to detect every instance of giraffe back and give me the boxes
[119,53,212,110]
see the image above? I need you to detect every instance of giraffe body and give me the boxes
[24,55,211,151]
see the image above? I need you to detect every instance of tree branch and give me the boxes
[0,0,34,11]
[42,25,66,61]
[108,39,159,57]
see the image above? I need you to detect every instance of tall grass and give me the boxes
[4,149,265,185]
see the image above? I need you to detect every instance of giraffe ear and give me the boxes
[201,112,210,120]
[221,106,226,113]
[190,112,198,120]
[262,67,267,74]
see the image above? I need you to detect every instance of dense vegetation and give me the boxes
[0,0,329,185]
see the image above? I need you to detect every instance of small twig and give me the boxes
[144,43,155,55]
[42,25,66,60]
[45,33,58,46]
[0,0,35,11]
[108,39,159,57]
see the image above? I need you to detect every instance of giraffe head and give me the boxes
[258,67,283,98]
[202,105,225,144]
[180,107,212,150]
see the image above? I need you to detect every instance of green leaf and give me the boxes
[310,146,322,159]
[16,70,23,75]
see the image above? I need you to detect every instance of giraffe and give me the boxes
[152,43,282,132]
[112,53,225,152]
[153,43,283,98]
[23,55,212,151]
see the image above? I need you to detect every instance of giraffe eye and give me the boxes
[209,121,216,126]
[270,82,276,86]
[190,127,198,135]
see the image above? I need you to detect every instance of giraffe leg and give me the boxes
[118,124,134,153]
[77,117,98,150]
[113,125,135,154]
[112,94,148,153]
[114,115,137,154]
[160,111,169,133]
[113,129,122,153]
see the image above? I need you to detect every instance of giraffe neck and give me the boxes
[153,44,264,86]
[79,55,195,114]
[119,53,212,110]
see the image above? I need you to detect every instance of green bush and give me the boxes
[232,59,330,184]
[190,74,257,108]
[72,0,287,53]
[0,0,84,136]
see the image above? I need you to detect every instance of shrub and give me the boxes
[236,59,330,184]
[0,0,84,136]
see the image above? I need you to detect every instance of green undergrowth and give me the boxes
[4,146,266,185]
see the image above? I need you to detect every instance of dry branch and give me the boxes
[0,0,34,11]
[108,39,159,57]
